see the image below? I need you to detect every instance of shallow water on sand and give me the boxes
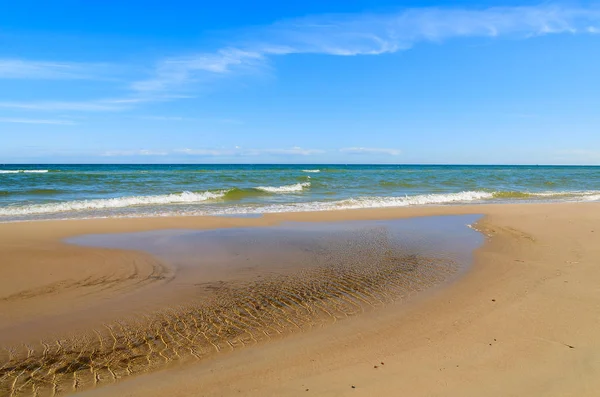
[68,214,483,282]
[1,215,482,396]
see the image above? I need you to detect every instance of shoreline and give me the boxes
[2,193,600,224]
[1,202,599,396]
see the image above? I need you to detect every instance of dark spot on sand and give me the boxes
[351,385,356,389]
[374,365,378,369]
[567,344,575,349]
[306,389,309,392]
[491,299,496,302]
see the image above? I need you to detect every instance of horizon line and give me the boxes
[1,163,599,167]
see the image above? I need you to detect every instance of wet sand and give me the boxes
[1,203,599,396]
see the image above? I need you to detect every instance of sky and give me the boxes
[1,1,600,164]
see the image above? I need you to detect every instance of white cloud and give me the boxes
[132,5,600,94]
[0,117,76,125]
[340,147,401,155]
[174,148,235,156]
[131,48,265,92]
[102,149,169,156]
[0,100,126,112]
[0,59,112,80]
[0,95,189,112]
[175,146,323,156]
[244,147,325,156]
[4,5,600,112]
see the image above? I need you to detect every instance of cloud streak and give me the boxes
[340,147,401,155]
[4,4,600,113]
[105,147,401,158]
[0,117,76,125]
[102,149,169,156]
[0,59,113,80]
[0,95,191,112]
[133,5,600,94]
[0,101,125,112]
[175,146,324,157]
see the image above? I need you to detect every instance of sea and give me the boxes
[0,164,599,222]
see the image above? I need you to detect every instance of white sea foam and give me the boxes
[334,191,495,209]
[223,190,600,215]
[0,169,49,174]
[526,190,600,199]
[171,191,497,216]
[2,189,600,221]
[302,169,320,173]
[0,190,227,216]
[255,181,310,193]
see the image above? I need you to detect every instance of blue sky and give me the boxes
[1,1,599,164]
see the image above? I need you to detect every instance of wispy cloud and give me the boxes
[133,5,600,94]
[102,149,169,156]
[340,147,401,155]
[0,95,189,112]
[105,147,324,157]
[4,5,600,112]
[131,49,265,93]
[0,117,76,125]
[175,146,323,156]
[0,59,113,80]
[242,147,324,156]
[0,101,125,112]
[174,148,235,156]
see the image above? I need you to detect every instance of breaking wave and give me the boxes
[255,181,310,193]
[0,191,228,216]
[1,188,600,220]
[0,169,50,174]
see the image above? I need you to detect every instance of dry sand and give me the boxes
[1,202,599,396]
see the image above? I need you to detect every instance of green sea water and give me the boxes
[0,164,599,222]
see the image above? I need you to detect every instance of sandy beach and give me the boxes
[1,202,599,396]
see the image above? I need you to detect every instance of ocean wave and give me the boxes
[334,191,494,209]
[0,169,50,174]
[0,182,312,217]
[255,181,310,193]
[211,189,600,214]
[492,190,600,200]
[2,189,600,220]
[302,169,320,173]
[0,190,228,216]
[222,188,271,201]
[226,190,600,214]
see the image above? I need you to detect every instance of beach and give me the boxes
[4,1,600,395]
[1,202,599,396]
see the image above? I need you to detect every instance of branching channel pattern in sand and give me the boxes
[0,225,467,396]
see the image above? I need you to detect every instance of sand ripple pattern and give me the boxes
[0,245,459,396]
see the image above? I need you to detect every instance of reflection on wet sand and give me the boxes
[0,216,482,396]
